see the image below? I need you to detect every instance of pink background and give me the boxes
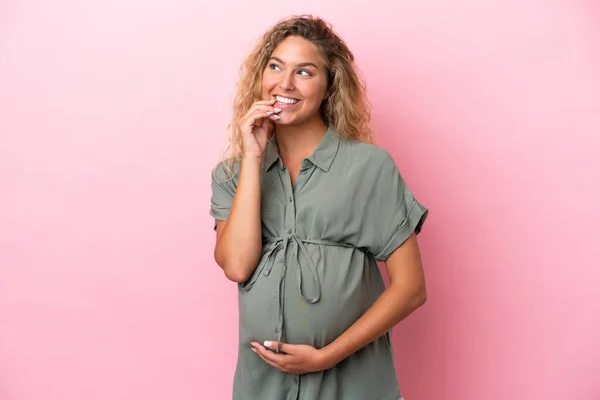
[1,1,599,399]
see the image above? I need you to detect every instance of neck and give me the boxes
[275,117,328,161]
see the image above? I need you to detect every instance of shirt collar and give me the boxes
[262,126,341,173]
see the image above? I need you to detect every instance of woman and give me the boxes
[210,15,428,400]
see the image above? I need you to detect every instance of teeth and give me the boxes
[275,96,299,104]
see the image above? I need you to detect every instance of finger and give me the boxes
[263,340,290,354]
[261,112,281,126]
[253,99,277,106]
[245,111,277,128]
[250,107,281,126]
[261,116,275,133]
[254,342,289,365]
[265,118,274,131]
[253,344,281,368]
[254,348,287,372]
[245,105,281,127]
[249,104,280,114]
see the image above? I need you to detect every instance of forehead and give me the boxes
[271,36,325,67]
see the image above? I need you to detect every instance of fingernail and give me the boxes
[273,115,280,120]
[264,341,273,347]
[267,111,273,115]
[252,348,256,353]
[274,108,281,112]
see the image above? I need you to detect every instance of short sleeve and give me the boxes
[365,151,428,261]
[209,161,237,231]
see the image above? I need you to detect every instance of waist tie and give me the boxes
[241,234,356,353]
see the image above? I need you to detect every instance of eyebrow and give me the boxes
[269,57,319,70]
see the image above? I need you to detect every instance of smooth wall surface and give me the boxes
[1,1,599,399]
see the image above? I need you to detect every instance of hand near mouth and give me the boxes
[239,99,281,160]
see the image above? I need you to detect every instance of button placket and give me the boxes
[278,165,296,237]
[294,159,313,193]
[274,164,297,340]
[291,375,300,400]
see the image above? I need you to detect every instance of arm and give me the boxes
[214,157,264,283]
[321,232,427,366]
[252,233,427,373]
[214,99,280,283]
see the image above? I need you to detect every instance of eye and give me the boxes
[297,70,311,76]
[269,63,281,71]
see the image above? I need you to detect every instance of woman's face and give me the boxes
[261,36,329,126]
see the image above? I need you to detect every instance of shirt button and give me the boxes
[293,377,298,383]
[287,229,292,234]
[279,258,284,263]
[288,197,292,202]
[301,170,307,174]
[273,292,278,298]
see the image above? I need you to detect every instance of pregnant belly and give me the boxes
[237,247,386,348]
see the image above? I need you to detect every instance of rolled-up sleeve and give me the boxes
[209,161,237,230]
[365,152,428,261]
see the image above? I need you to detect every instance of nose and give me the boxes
[279,71,295,91]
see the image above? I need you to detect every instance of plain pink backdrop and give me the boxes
[1,1,599,399]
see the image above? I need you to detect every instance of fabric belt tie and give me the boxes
[240,234,356,353]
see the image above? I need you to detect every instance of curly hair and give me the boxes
[221,15,373,169]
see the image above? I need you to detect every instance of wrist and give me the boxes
[319,343,342,370]
[241,154,263,167]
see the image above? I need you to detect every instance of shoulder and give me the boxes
[337,139,397,169]
[211,157,241,188]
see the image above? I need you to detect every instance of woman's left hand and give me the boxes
[250,341,334,375]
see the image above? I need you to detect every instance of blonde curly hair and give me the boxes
[222,15,373,169]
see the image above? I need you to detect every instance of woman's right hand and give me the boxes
[238,99,281,160]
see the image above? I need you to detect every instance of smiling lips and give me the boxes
[274,95,301,108]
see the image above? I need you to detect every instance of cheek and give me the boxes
[261,75,278,96]
[303,83,328,106]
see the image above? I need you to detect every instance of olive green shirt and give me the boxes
[210,127,428,400]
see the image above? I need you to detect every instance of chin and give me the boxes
[277,114,312,127]
[275,119,302,127]
[274,117,292,125]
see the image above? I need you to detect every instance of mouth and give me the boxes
[273,95,302,107]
